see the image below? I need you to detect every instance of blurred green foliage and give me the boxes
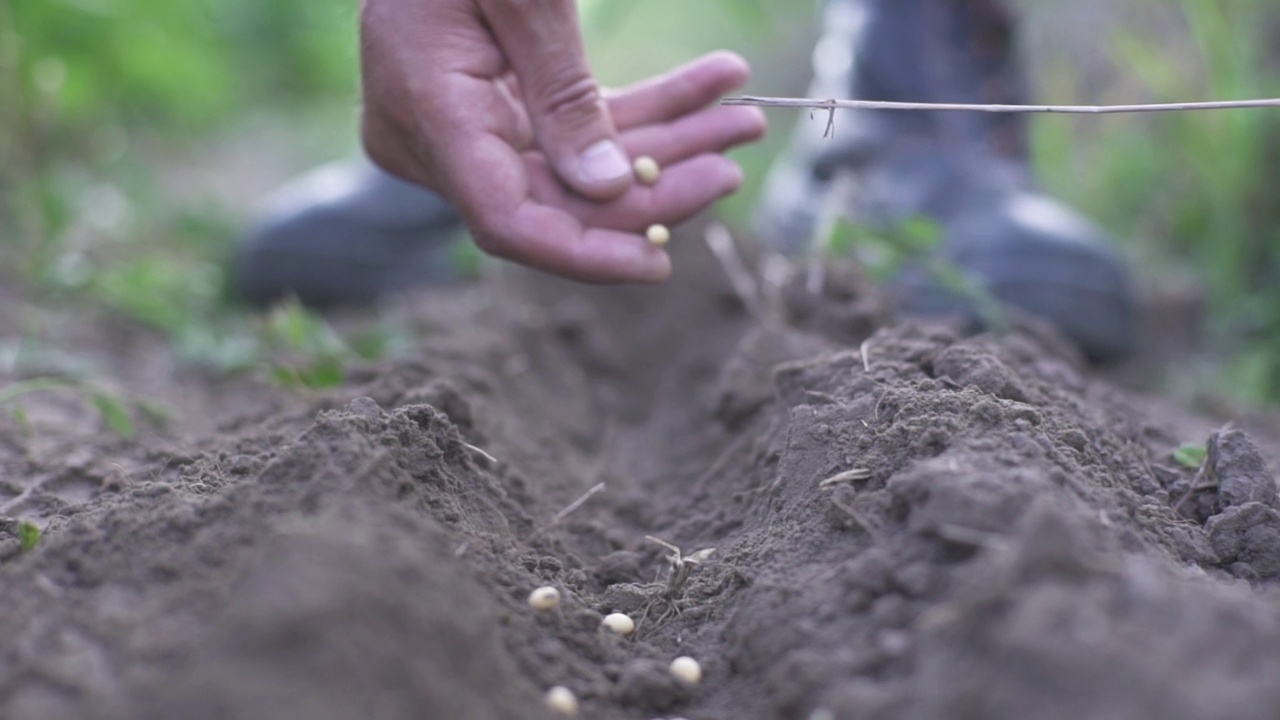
[1,0,358,318]
[6,0,355,129]
[5,0,1280,405]
[1032,0,1280,402]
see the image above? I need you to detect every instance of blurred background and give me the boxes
[2,0,1279,404]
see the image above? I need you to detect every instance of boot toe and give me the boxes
[231,161,465,309]
[893,191,1138,363]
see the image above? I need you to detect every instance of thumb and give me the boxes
[478,0,632,199]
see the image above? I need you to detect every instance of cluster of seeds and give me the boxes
[528,583,703,716]
[633,155,671,247]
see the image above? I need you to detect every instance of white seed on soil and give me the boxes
[669,656,702,684]
[647,224,671,246]
[633,155,662,185]
[527,586,561,611]
[601,612,636,636]
[545,686,579,716]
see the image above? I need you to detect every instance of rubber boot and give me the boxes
[231,159,466,309]
[758,0,1137,363]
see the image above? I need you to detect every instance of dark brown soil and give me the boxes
[3,224,1280,720]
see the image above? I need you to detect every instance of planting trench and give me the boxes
[2,226,1280,719]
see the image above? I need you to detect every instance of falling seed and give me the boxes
[601,612,636,636]
[544,686,579,716]
[633,155,661,185]
[669,656,702,684]
[647,224,671,246]
[528,586,561,611]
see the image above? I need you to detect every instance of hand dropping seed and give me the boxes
[647,224,671,246]
[602,612,636,636]
[545,686,579,716]
[633,155,661,185]
[528,586,560,610]
[670,656,702,684]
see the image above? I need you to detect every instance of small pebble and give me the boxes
[528,586,561,611]
[633,155,661,185]
[602,612,636,636]
[669,656,702,684]
[646,224,671,246]
[545,686,579,716]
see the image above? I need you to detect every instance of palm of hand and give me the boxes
[361,0,764,283]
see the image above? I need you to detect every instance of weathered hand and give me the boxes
[359,0,766,283]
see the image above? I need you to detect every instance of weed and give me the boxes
[0,378,157,439]
[644,536,715,602]
[17,521,41,553]
[1173,442,1209,469]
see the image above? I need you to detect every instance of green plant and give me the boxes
[828,216,1009,331]
[1172,441,1208,469]
[0,377,160,438]
[257,299,408,391]
[17,521,41,553]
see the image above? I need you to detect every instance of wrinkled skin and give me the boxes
[360,0,766,283]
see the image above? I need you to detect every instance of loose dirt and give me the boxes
[2,225,1280,720]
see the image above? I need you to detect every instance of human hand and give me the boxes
[359,0,766,283]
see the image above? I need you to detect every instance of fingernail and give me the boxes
[577,140,630,185]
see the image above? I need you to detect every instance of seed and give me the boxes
[601,612,636,636]
[669,656,702,684]
[633,155,661,185]
[544,686,579,716]
[528,586,561,611]
[646,224,671,246]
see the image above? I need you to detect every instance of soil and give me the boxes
[3,223,1280,720]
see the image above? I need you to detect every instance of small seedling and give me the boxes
[528,586,561,611]
[602,612,636,636]
[645,535,715,600]
[669,656,702,685]
[544,686,579,717]
[1173,442,1208,469]
[633,155,661,185]
[647,224,671,246]
[90,391,136,438]
[18,520,41,552]
[0,378,143,439]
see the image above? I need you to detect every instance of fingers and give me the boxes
[440,130,670,283]
[477,205,673,284]
[524,152,745,231]
[619,105,766,167]
[476,0,632,201]
[607,51,753,130]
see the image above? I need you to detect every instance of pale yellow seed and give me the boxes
[601,612,636,636]
[544,686,579,717]
[633,155,661,185]
[646,224,671,246]
[669,656,702,684]
[527,586,561,611]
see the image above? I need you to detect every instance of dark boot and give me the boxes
[758,0,1137,363]
[231,159,466,309]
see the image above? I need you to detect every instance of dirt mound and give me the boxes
[2,228,1280,720]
